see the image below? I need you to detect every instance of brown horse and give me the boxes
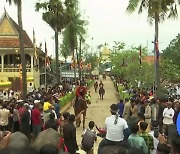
[74,97,88,129]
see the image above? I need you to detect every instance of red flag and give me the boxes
[139,45,142,65]
[45,42,50,67]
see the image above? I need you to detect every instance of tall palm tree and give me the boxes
[36,0,69,84]
[6,0,27,98]
[127,0,180,98]
[63,0,87,79]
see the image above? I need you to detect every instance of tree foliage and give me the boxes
[111,47,154,88]
[162,34,180,66]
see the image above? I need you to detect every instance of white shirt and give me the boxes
[149,131,159,154]
[105,115,128,142]
[163,107,174,125]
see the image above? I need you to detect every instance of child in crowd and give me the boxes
[82,121,97,154]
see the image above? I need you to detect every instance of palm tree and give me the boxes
[127,0,180,98]
[6,0,27,98]
[63,0,87,79]
[36,0,69,84]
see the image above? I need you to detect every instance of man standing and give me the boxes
[139,122,154,154]
[0,103,10,131]
[122,98,131,120]
[98,104,129,154]
[162,101,174,133]
[63,114,78,154]
[32,100,42,138]
[20,103,30,137]
[144,101,152,132]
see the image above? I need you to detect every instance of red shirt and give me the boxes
[32,108,41,125]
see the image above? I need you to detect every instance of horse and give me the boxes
[73,97,88,129]
[99,87,105,100]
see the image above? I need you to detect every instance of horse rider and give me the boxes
[94,81,98,93]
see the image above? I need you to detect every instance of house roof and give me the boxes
[0,11,33,49]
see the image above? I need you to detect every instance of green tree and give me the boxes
[63,0,87,79]
[6,0,27,98]
[36,0,69,84]
[162,34,180,66]
[127,0,180,98]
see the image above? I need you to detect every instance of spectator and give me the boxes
[32,100,42,138]
[139,122,154,154]
[128,123,148,154]
[148,121,159,154]
[0,103,10,131]
[122,98,131,121]
[81,121,97,153]
[45,113,58,131]
[12,104,19,132]
[162,101,174,133]
[20,103,30,137]
[63,114,78,154]
[39,144,59,154]
[117,99,124,118]
[54,99,60,119]
[98,104,129,154]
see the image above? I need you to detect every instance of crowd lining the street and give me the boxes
[0,76,180,154]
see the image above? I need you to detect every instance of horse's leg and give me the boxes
[82,112,86,129]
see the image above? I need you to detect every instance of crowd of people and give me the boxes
[0,76,180,154]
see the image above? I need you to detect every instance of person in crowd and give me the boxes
[162,101,175,133]
[98,104,129,154]
[173,99,180,125]
[54,98,60,119]
[171,135,180,154]
[157,99,165,133]
[39,144,59,154]
[139,122,154,154]
[130,99,138,118]
[148,121,159,154]
[63,114,79,154]
[27,83,34,94]
[117,99,124,118]
[128,123,148,154]
[82,121,97,154]
[151,98,158,121]
[45,112,58,131]
[122,98,131,121]
[12,103,20,132]
[0,103,10,131]
[32,100,42,138]
[144,101,151,132]
[43,96,52,123]
[94,81,98,93]
[20,103,30,137]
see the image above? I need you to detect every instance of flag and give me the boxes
[139,45,142,65]
[33,29,38,60]
[155,38,160,61]
[71,54,75,69]
[45,42,50,67]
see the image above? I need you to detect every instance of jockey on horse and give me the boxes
[74,82,88,128]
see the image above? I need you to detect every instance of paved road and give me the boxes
[67,76,119,154]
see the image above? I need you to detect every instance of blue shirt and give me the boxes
[117,102,124,117]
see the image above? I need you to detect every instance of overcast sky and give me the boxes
[0,0,180,57]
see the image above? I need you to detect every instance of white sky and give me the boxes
[0,0,180,57]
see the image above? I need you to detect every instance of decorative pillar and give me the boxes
[31,55,33,72]
[1,55,4,72]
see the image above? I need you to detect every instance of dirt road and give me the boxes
[67,76,119,154]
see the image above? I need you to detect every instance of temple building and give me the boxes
[0,11,45,91]
[101,45,111,63]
